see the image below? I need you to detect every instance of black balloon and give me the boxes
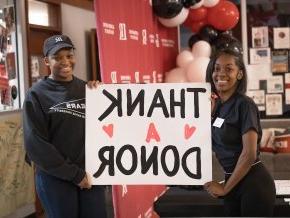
[188,34,201,49]
[182,0,202,8]
[215,34,239,48]
[199,25,219,43]
[213,33,243,55]
[220,30,233,36]
[152,0,184,19]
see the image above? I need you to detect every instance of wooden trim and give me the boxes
[29,24,61,33]
[34,0,94,10]
[60,0,94,11]
[47,3,62,30]
[89,29,101,81]
[25,0,32,87]
[38,0,61,5]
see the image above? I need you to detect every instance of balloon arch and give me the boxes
[152,0,240,83]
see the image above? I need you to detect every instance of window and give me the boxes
[0,0,20,112]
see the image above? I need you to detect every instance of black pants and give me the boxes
[35,169,107,218]
[224,162,276,217]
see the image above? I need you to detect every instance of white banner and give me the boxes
[86,83,212,185]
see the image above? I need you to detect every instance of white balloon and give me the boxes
[192,40,211,58]
[191,0,204,9]
[165,68,188,83]
[186,57,210,82]
[203,0,220,7]
[158,8,189,27]
[176,50,194,68]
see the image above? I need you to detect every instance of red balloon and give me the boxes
[183,14,193,28]
[207,0,240,31]
[188,7,208,22]
[190,20,207,33]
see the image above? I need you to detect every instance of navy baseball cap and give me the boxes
[43,34,75,56]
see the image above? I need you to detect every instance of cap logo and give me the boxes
[55,37,63,42]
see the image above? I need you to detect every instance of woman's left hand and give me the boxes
[87,80,102,89]
[204,181,226,198]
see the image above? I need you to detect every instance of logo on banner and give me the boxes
[119,23,127,40]
[155,34,160,47]
[142,29,147,45]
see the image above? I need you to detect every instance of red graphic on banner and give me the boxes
[94,0,178,217]
[112,185,168,218]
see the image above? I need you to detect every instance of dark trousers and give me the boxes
[35,169,107,218]
[224,162,276,217]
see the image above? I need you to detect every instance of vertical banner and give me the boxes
[94,0,178,84]
[94,0,179,217]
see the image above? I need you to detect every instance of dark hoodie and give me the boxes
[23,76,86,185]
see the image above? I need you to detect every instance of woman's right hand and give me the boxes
[78,173,92,189]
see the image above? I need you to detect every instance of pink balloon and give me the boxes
[176,50,194,68]
[165,68,188,83]
[158,8,189,28]
[192,40,211,58]
[186,57,210,82]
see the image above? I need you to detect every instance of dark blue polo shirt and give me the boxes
[212,93,262,173]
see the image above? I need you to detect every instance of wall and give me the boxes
[0,110,35,218]
[61,3,96,81]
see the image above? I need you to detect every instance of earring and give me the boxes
[237,72,243,80]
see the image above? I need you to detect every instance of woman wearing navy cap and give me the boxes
[23,35,107,218]
[204,40,275,216]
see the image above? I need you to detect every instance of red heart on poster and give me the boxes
[102,124,113,138]
[184,124,196,140]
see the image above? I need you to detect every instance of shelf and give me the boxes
[29,24,61,33]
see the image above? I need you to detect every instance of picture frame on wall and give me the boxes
[272,50,288,73]
[30,55,49,84]
[1,86,12,106]
[246,89,265,111]
[267,76,284,93]
[285,73,290,85]
[252,26,269,48]
[249,48,271,64]
[6,52,16,80]
[273,27,290,49]
[286,89,290,105]
[266,94,283,116]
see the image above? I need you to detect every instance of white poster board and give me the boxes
[86,83,212,185]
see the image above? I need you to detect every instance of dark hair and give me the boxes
[206,48,247,95]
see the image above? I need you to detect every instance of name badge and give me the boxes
[213,117,224,128]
